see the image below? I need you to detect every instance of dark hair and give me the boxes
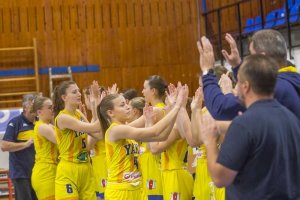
[147,75,167,99]
[130,97,145,115]
[97,94,120,133]
[239,54,278,96]
[33,97,50,113]
[250,29,287,67]
[122,88,138,101]
[52,80,76,117]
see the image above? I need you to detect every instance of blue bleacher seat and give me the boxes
[265,10,277,28]
[290,4,300,22]
[254,16,262,31]
[288,0,294,9]
[244,18,255,33]
[276,8,286,26]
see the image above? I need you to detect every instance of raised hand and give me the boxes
[79,103,87,118]
[181,84,189,108]
[143,103,154,127]
[108,83,119,95]
[191,87,203,111]
[165,83,178,107]
[91,81,100,99]
[218,71,233,95]
[197,36,215,72]
[221,33,242,68]
[175,85,188,108]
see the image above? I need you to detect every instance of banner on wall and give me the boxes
[0,108,22,135]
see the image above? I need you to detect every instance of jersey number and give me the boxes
[66,184,73,194]
[82,138,86,148]
[134,156,138,169]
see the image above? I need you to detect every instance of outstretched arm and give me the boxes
[149,126,181,154]
[107,86,188,142]
[197,36,245,120]
[56,114,102,140]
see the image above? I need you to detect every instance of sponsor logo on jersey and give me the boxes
[100,179,107,187]
[76,151,88,162]
[123,171,141,181]
[146,179,156,190]
[23,123,28,127]
[170,192,180,200]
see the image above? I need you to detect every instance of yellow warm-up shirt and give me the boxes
[105,123,141,189]
[161,138,188,170]
[33,120,58,164]
[55,109,89,163]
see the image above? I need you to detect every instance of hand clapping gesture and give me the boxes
[197,36,215,72]
[218,71,233,95]
[191,87,203,112]
[221,33,242,68]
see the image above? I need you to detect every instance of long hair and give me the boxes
[52,80,76,118]
[97,94,120,133]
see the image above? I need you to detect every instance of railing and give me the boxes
[201,0,300,63]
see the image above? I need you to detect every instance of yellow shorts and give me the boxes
[193,159,225,200]
[92,154,107,198]
[55,160,96,200]
[31,162,57,200]
[161,169,194,200]
[138,151,163,199]
[105,183,142,200]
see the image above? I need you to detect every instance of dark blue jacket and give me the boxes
[203,67,300,121]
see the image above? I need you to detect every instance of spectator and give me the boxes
[197,48,300,199]
[0,94,37,200]
[198,29,300,121]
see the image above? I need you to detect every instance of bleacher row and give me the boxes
[244,0,300,33]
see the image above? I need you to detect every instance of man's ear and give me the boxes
[243,80,251,94]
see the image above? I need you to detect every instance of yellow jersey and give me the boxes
[92,139,108,194]
[161,138,188,170]
[105,123,141,189]
[55,109,90,163]
[33,120,58,164]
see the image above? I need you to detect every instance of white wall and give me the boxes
[291,47,300,72]
[0,134,9,169]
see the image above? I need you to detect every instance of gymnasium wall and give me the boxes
[0,0,201,108]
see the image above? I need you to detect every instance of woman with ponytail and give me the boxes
[52,80,102,200]
[31,96,58,200]
[97,86,187,200]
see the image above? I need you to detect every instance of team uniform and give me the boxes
[91,139,107,199]
[55,109,96,200]
[138,102,165,200]
[105,123,142,200]
[31,120,58,200]
[193,108,225,200]
[161,138,194,200]
[193,145,225,200]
